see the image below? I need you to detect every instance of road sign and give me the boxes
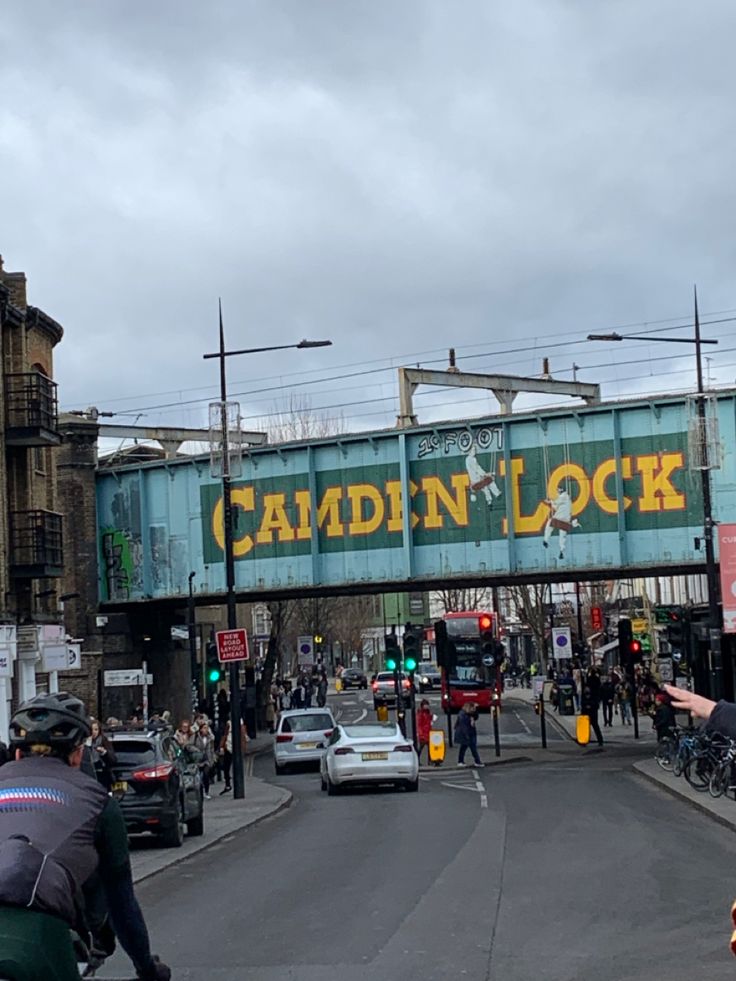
[41,644,69,672]
[631,618,649,634]
[216,628,250,663]
[66,643,82,670]
[104,669,148,687]
[297,635,314,666]
[590,606,603,632]
[552,626,572,659]
[0,648,13,679]
[656,658,674,682]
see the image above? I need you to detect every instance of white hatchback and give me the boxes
[274,708,337,774]
[320,722,419,794]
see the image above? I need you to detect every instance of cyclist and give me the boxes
[0,692,171,980]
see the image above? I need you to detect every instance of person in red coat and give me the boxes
[417,699,434,764]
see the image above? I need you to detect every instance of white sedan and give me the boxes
[320,722,419,794]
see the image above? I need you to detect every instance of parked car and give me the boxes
[320,721,419,793]
[372,671,412,708]
[340,667,368,690]
[415,663,441,692]
[107,727,204,848]
[274,707,337,774]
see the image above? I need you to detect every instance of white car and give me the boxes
[320,721,419,794]
[274,708,336,774]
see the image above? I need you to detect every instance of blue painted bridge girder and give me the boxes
[96,390,736,606]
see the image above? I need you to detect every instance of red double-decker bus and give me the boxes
[437,611,502,713]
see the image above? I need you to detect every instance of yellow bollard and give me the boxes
[335,677,343,693]
[576,714,590,746]
[376,704,389,722]
[429,728,445,765]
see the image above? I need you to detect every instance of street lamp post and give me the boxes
[588,288,722,697]
[203,302,331,799]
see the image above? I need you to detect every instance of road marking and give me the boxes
[354,708,368,723]
[513,710,532,734]
[480,794,488,808]
[441,781,482,792]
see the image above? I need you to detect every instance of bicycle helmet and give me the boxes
[9,691,91,753]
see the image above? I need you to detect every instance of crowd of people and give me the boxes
[545,660,675,747]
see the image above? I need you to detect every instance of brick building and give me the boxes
[0,256,65,736]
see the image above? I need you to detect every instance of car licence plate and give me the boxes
[362,752,388,761]
[112,781,128,793]
[298,742,318,750]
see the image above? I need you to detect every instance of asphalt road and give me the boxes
[99,693,735,981]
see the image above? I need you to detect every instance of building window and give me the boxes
[33,446,46,474]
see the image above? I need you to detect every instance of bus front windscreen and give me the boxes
[448,641,495,687]
[446,616,482,638]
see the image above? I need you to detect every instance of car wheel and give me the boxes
[405,778,419,792]
[187,800,205,838]
[327,777,341,796]
[320,775,327,792]
[161,805,185,848]
[275,763,287,776]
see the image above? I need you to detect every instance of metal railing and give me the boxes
[9,509,63,576]
[5,371,59,435]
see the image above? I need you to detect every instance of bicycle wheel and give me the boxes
[709,763,728,799]
[684,753,712,792]
[673,745,689,777]
[656,737,676,771]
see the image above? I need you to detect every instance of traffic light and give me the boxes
[434,620,449,668]
[619,618,643,672]
[385,632,400,671]
[403,623,421,673]
[206,641,222,685]
[666,608,685,655]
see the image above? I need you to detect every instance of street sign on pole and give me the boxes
[216,628,250,663]
[104,669,147,687]
[297,635,315,667]
[552,626,572,659]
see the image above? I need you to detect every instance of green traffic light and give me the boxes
[208,668,221,683]
[404,656,417,672]
[386,656,398,671]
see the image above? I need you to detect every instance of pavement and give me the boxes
[506,683,658,746]
[633,756,736,832]
[130,731,291,883]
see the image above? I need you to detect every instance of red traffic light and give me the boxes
[479,614,492,630]
[629,640,642,654]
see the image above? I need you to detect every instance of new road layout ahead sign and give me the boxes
[216,628,250,663]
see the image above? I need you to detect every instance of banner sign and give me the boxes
[720,523,736,633]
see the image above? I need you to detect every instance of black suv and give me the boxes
[340,667,368,690]
[107,727,204,848]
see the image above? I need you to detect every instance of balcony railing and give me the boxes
[5,371,60,446]
[9,510,63,578]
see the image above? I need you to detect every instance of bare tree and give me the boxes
[433,587,492,614]
[259,393,347,444]
[505,584,549,663]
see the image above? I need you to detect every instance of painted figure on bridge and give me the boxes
[464,444,501,507]
[543,488,580,559]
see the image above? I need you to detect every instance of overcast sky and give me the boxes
[3,1,736,440]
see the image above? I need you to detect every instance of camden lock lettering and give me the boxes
[201,446,692,563]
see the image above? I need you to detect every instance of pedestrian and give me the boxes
[316,673,328,708]
[581,685,604,747]
[572,664,583,711]
[218,718,247,795]
[87,718,117,790]
[193,719,216,799]
[174,718,193,747]
[652,691,676,742]
[600,673,616,727]
[416,699,434,764]
[454,702,484,767]
[617,678,633,725]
